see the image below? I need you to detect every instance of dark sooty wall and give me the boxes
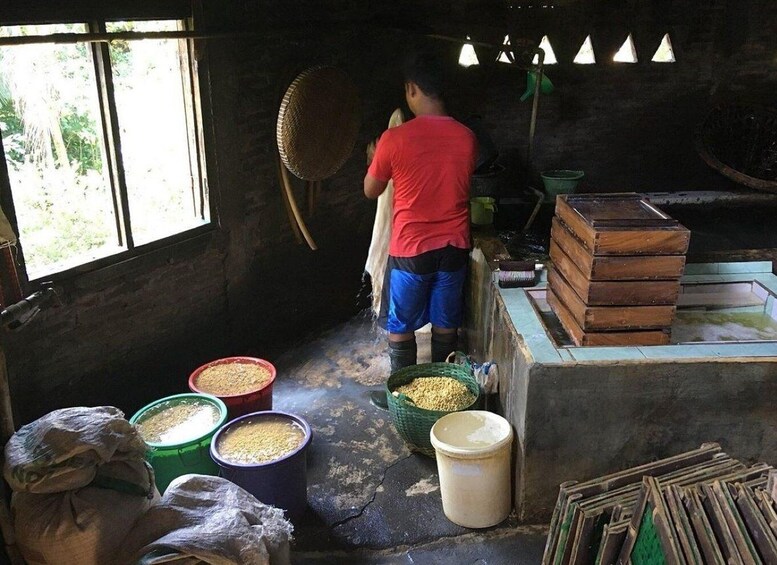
[1,0,775,424]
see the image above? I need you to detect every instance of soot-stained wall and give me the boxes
[443,0,777,192]
[0,0,775,425]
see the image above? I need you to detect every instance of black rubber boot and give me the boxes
[370,339,417,411]
[389,338,417,373]
[431,332,458,363]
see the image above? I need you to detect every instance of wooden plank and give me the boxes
[552,493,584,565]
[548,287,587,346]
[684,487,727,565]
[595,520,628,565]
[542,481,579,565]
[555,194,690,256]
[665,484,704,564]
[554,194,601,251]
[543,444,724,565]
[754,489,777,539]
[551,243,681,306]
[547,288,671,346]
[701,483,748,564]
[548,268,676,330]
[711,482,763,564]
[591,228,689,257]
[551,219,686,281]
[676,282,766,309]
[732,483,777,563]
[616,477,652,564]
[647,478,688,565]
[550,218,596,275]
[558,505,584,564]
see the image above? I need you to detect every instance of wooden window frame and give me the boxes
[0,14,216,289]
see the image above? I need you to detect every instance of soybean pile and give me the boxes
[393,376,476,411]
[195,362,272,396]
[216,417,306,464]
[136,400,221,444]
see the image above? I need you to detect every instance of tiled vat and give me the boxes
[464,250,777,522]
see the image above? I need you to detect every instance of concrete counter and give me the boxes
[463,237,777,522]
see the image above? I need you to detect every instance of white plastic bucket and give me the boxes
[430,410,513,528]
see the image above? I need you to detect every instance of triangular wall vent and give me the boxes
[497,35,512,63]
[532,35,558,65]
[613,33,638,63]
[573,35,596,64]
[459,36,480,67]
[652,33,676,62]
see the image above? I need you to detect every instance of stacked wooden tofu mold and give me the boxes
[548,193,691,346]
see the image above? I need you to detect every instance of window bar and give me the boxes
[176,21,203,220]
[180,18,210,220]
[0,29,256,48]
[190,52,208,221]
[91,21,134,250]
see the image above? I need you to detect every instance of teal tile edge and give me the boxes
[681,273,768,284]
[638,342,777,360]
[754,273,777,297]
[569,347,647,362]
[684,261,773,275]
[498,263,777,365]
[498,287,562,363]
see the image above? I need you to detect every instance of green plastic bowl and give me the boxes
[541,170,584,202]
[130,393,228,493]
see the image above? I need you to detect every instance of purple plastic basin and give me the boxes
[210,410,312,522]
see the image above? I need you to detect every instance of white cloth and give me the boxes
[364,108,404,317]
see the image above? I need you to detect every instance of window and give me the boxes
[0,19,208,281]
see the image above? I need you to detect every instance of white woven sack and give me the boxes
[118,474,293,565]
[4,406,148,493]
[4,407,159,564]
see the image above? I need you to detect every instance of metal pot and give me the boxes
[470,163,509,198]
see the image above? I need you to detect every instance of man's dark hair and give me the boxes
[403,51,447,99]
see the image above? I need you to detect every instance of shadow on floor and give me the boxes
[272,312,547,564]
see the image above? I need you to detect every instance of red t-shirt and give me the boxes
[368,115,477,257]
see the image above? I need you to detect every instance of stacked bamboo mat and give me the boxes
[541,443,777,564]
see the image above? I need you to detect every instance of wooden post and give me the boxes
[0,347,23,564]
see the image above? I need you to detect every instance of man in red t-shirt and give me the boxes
[364,52,477,374]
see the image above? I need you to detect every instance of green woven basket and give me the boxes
[386,362,481,457]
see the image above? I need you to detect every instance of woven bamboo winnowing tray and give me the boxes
[276,66,361,181]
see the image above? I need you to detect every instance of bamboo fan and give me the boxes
[276,66,361,250]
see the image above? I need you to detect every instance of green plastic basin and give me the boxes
[541,170,584,202]
[130,393,228,493]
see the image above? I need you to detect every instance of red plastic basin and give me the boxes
[188,356,276,419]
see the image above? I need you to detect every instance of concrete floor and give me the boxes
[271,313,547,564]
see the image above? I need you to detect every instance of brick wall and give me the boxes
[447,0,777,192]
[2,0,775,424]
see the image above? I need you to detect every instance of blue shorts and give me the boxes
[379,245,469,334]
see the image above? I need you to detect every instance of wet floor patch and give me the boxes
[270,314,546,561]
